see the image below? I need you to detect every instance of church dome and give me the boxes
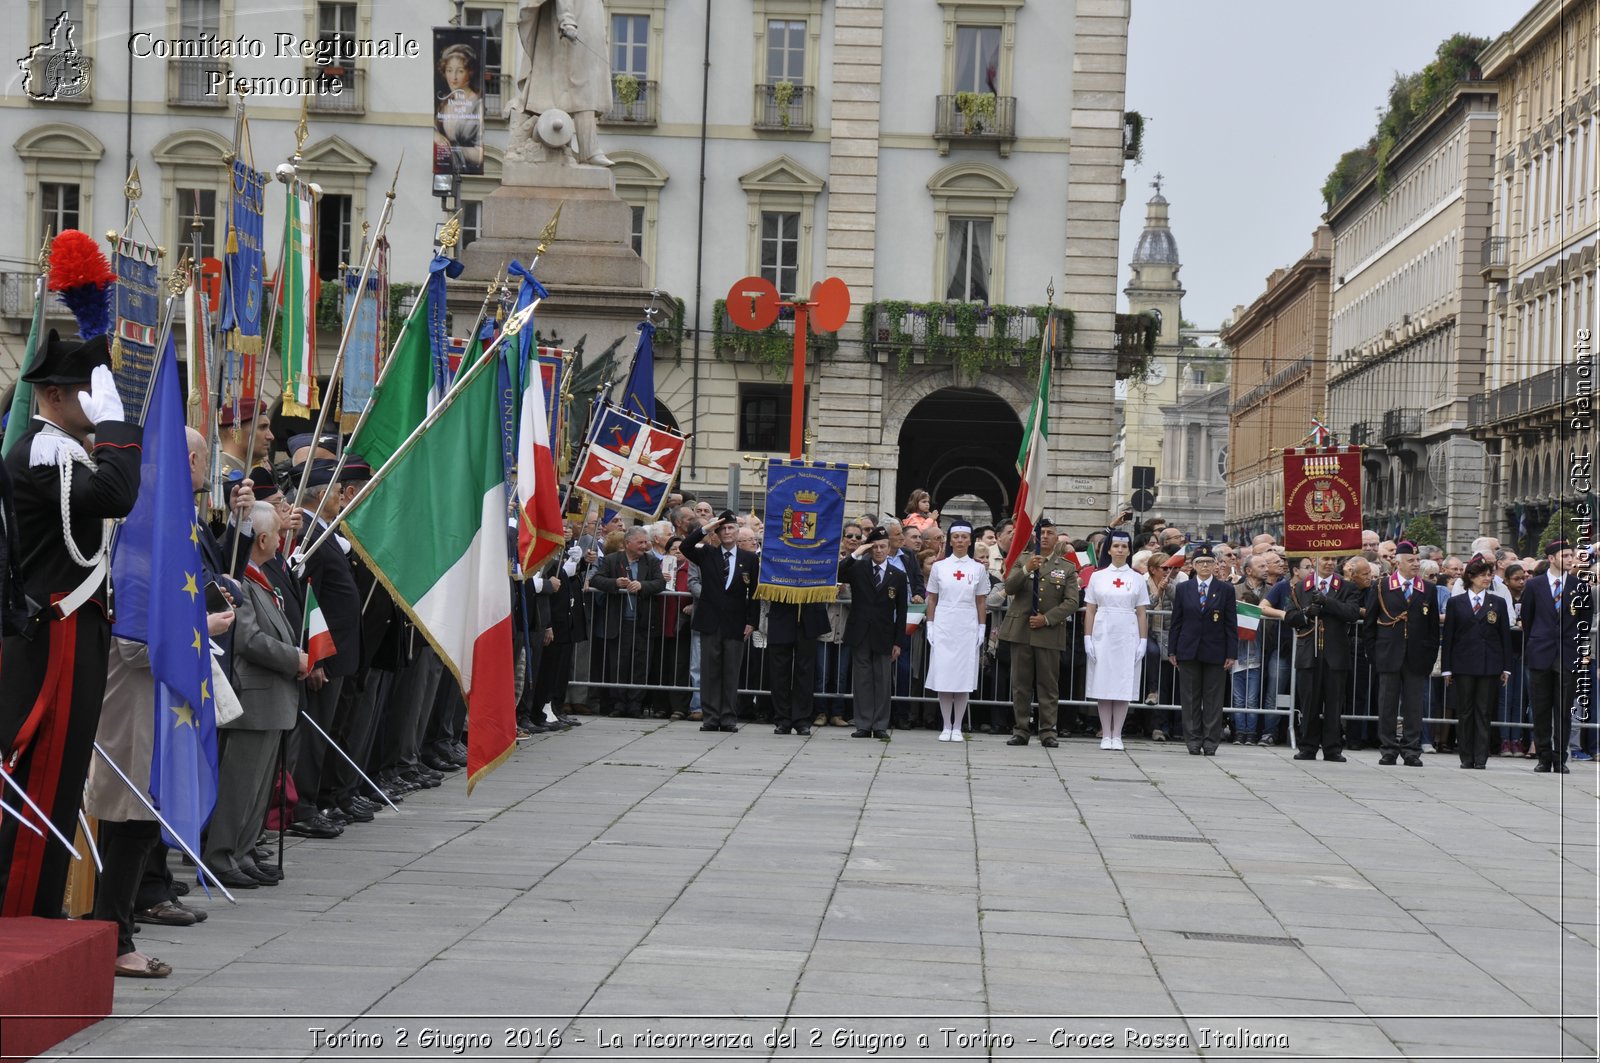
[1132,226,1180,265]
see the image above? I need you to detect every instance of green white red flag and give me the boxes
[303,584,335,668]
[516,343,563,572]
[279,180,317,417]
[1236,600,1262,641]
[341,356,517,791]
[1002,326,1052,574]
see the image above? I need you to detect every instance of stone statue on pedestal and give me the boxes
[507,0,614,168]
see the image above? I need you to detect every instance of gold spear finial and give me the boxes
[535,201,564,256]
[437,210,463,250]
[292,97,310,163]
[124,164,143,202]
[167,251,192,296]
[37,229,53,274]
[1045,277,1055,307]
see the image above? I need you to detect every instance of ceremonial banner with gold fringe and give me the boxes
[279,178,317,417]
[338,238,385,431]
[221,158,267,356]
[110,234,162,413]
[756,458,849,604]
[1282,445,1363,555]
[184,273,215,432]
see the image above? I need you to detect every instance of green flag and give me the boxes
[348,293,430,470]
[2,276,48,458]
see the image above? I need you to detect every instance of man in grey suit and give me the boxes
[204,504,309,890]
[589,527,665,718]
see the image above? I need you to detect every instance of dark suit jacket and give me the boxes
[682,525,760,639]
[1523,570,1591,672]
[297,514,362,678]
[232,576,303,731]
[893,546,925,599]
[588,549,665,638]
[1363,574,1441,674]
[1441,591,1513,677]
[764,601,831,646]
[548,555,589,644]
[0,458,29,635]
[1168,577,1237,664]
[1283,575,1363,669]
[839,554,908,654]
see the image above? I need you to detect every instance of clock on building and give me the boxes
[1146,360,1167,384]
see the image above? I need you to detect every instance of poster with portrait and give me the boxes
[432,27,486,179]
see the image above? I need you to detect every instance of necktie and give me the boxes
[1404,584,1412,602]
[1553,576,1563,598]
[1319,579,1328,595]
[725,549,736,590]
[1199,581,1208,601]
[1472,595,1482,615]
[875,564,884,587]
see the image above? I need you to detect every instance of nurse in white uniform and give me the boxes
[924,520,990,741]
[1083,528,1150,750]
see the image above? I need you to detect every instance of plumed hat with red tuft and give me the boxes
[45,230,114,341]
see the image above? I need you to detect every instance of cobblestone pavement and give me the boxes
[53,720,1600,1061]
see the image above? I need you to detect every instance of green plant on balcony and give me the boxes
[1123,111,1146,164]
[1402,514,1443,547]
[772,80,796,127]
[954,91,997,134]
[1114,311,1160,382]
[613,72,640,109]
[863,300,1071,376]
[712,297,839,371]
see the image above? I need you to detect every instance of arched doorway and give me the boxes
[896,387,1021,525]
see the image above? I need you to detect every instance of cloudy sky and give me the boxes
[1116,0,1523,330]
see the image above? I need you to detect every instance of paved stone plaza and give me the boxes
[55,721,1600,1061]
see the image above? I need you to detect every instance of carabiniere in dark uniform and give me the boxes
[1363,541,1440,767]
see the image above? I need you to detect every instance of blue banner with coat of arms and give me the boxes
[757,458,850,604]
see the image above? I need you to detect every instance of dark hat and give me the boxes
[1545,539,1569,555]
[1395,540,1417,556]
[286,432,339,458]
[248,466,282,500]
[948,519,973,535]
[21,330,109,385]
[339,454,374,484]
[219,396,261,427]
[1190,544,1215,560]
[1036,518,1054,530]
[865,527,888,543]
[296,459,342,489]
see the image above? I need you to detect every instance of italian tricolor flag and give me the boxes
[303,585,335,669]
[342,354,517,792]
[1002,328,1052,575]
[1237,601,1262,641]
[516,345,563,573]
[279,180,318,417]
[1072,542,1097,581]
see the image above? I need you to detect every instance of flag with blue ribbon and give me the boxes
[111,335,218,852]
[505,259,550,497]
[757,458,850,604]
[620,320,657,421]
[427,252,465,404]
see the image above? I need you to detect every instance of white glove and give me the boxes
[925,623,938,646]
[562,545,581,577]
[975,627,986,648]
[1137,638,1148,657]
[530,574,545,593]
[1083,636,1096,661]
[77,365,125,424]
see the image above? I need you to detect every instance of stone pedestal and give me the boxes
[455,158,666,363]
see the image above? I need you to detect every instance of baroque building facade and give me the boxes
[2,0,1144,533]
[1323,81,1498,555]
[1472,0,1598,552]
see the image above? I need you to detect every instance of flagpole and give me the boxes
[0,768,79,860]
[294,301,536,568]
[281,154,403,558]
[92,743,238,903]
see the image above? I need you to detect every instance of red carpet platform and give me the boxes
[0,917,114,1061]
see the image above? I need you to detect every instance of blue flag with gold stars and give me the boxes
[111,334,217,852]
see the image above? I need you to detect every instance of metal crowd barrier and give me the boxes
[562,583,1595,744]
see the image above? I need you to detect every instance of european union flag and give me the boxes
[111,335,217,852]
[620,320,656,422]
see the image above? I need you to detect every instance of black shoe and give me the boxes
[720,724,739,732]
[793,726,811,736]
[873,730,891,741]
[1040,737,1059,748]
[170,879,191,897]
[1187,747,1203,755]
[1558,764,1572,774]
[1006,735,1029,746]
[1378,754,1398,766]
[1324,754,1347,763]
[700,723,721,732]
[289,813,344,838]
[851,729,873,738]
[1293,751,1317,760]
[338,800,375,823]
[1203,748,1217,756]
[1402,756,1424,767]
[250,846,274,863]
[420,753,454,773]
[773,725,792,735]
[240,863,280,886]
[210,869,259,890]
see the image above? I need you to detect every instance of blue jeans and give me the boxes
[1232,667,1265,735]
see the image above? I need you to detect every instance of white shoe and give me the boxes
[938,729,952,742]
[949,730,963,742]
[1111,736,1125,750]
[1100,737,1113,750]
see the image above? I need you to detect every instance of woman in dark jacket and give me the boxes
[533,542,590,722]
[1441,557,1513,770]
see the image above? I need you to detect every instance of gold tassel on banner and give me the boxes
[754,583,840,605]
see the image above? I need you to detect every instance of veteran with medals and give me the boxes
[0,332,142,917]
[1363,541,1440,767]
[999,519,1079,748]
[1166,544,1238,755]
[682,511,759,732]
[839,527,907,740]
[1284,555,1361,762]
[1441,556,1512,770]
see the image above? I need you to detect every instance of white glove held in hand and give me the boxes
[1137,638,1148,657]
[78,365,126,424]
[1083,636,1096,660]
[976,627,986,648]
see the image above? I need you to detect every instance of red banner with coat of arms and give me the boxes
[1282,446,1362,555]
